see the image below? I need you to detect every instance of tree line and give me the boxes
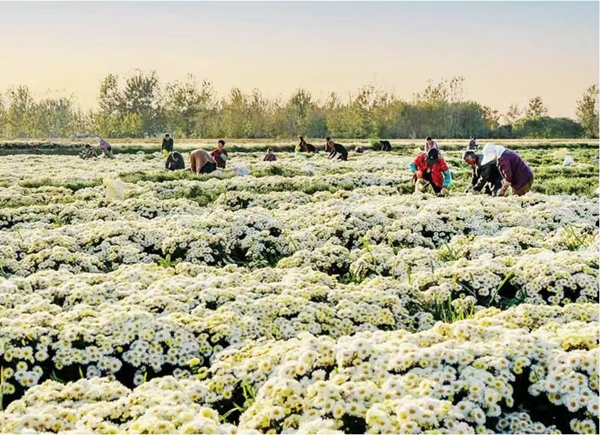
[0,71,597,139]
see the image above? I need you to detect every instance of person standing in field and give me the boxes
[480,143,534,196]
[162,133,174,158]
[189,149,217,174]
[211,140,228,169]
[264,148,277,162]
[425,136,439,152]
[409,148,452,195]
[462,150,503,195]
[326,138,348,161]
[468,136,478,150]
[98,138,114,159]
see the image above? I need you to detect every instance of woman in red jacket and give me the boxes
[409,148,452,195]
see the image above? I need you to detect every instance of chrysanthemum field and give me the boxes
[0,148,598,434]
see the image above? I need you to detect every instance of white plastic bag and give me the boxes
[563,155,574,167]
[233,163,250,177]
[104,178,126,200]
[301,165,317,175]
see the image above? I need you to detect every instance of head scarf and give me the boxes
[481,143,506,165]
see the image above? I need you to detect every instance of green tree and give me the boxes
[526,96,548,118]
[6,86,35,137]
[576,85,599,138]
[122,70,164,136]
[504,104,522,125]
[165,75,215,138]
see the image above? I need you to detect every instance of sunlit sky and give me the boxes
[0,1,597,117]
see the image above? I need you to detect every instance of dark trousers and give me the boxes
[422,171,443,194]
[200,162,217,174]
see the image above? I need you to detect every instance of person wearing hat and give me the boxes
[162,133,174,158]
[409,148,452,195]
[264,148,277,162]
[480,143,534,196]
[166,151,186,171]
[425,136,439,153]
[463,150,503,195]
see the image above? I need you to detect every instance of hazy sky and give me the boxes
[0,1,597,117]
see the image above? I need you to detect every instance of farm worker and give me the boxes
[480,143,534,197]
[264,148,277,162]
[462,150,503,196]
[80,144,97,160]
[298,137,316,153]
[379,140,392,151]
[327,138,348,161]
[189,149,217,175]
[468,136,478,151]
[425,136,439,152]
[162,133,174,158]
[211,140,229,169]
[98,138,114,159]
[166,151,185,171]
[409,148,452,195]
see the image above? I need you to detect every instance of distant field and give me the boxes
[0,138,598,155]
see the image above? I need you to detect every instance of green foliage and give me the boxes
[514,117,583,139]
[437,243,467,262]
[0,74,591,139]
[576,85,599,138]
[562,225,594,251]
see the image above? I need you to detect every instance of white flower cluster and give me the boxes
[1,304,597,434]
[0,152,598,433]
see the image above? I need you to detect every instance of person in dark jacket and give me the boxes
[166,151,185,171]
[379,140,392,151]
[463,150,502,195]
[326,138,348,161]
[480,143,534,196]
[162,134,174,158]
[468,136,478,151]
[80,144,97,160]
[297,137,316,153]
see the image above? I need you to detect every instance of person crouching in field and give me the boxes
[326,138,348,161]
[410,148,452,195]
[480,143,534,197]
[80,144,97,160]
[297,137,316,153]
[189,149,217,174]
[211,140,228,169]
[166,151,185,171]
[162,133,174,158]
[264,148,277,162]
[98,138,114,159]
[379,140,392,151]
[425,136,439,152]
[463,150,503,196]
